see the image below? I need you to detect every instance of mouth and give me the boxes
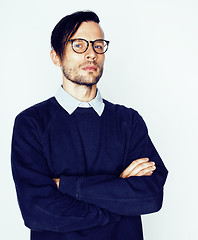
[81,65,98,72]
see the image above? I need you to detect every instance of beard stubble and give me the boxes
[62,61,104,87]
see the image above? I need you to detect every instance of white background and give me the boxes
[1,0,198,239]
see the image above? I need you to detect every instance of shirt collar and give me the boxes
[55,86,105,116]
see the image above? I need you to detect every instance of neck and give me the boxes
[62,79,97,102]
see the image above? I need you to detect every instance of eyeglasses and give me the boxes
[69,38,110,54]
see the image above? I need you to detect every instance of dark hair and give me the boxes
[51,11,100,58]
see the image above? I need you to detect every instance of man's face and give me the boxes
[60,21,105,87]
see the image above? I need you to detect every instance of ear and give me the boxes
[50,49,62,67]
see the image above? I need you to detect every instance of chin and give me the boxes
[79,80,99,87]
[70,77,99,87]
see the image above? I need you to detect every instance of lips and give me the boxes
[82,65,97,71]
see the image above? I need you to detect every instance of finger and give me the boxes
[121,162,155,178]
[120,158,149,177]
[131,161,155,176]
[143,171,154,176]
[123,161,155,178]
[145,171,153,176]
[127,158,150,171]
[135,165,156,176]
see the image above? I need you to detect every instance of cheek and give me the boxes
[98,55,105,67]
[63,56,82,70]
[71,55,85,69]
[63,47,83,65]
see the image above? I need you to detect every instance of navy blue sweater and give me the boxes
[11,97,168,240]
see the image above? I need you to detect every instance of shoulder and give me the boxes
[103,99,147,130]
[103,99,141,120]
[14,97,61,131]
[17,97,58,117]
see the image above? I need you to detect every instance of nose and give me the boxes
[85,43,97,60]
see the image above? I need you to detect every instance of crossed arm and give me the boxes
[11,112,167,232]
[52,153,164,217]
[54,158,156,188]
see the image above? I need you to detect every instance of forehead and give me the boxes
[72,21,104,40]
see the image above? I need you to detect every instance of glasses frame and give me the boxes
[69,38,110,54]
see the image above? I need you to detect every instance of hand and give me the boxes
[120,158,156,178]
[53,178,60,188]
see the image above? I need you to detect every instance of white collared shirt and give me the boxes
[55,86,105,116]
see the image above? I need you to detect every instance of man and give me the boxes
[11,11,168,240]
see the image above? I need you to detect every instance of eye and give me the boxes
[94,42,104,50]
[95,45,103,49]
[74,43,84,49]
[72,39,87,51]
[75,44,81,48]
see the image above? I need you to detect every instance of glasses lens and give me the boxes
[93,40,108,54]
[72,39,88,53]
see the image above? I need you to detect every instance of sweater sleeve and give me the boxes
[59,112,168,216]
[11,114,120,232]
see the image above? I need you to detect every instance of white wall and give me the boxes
[1,0,198,239]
